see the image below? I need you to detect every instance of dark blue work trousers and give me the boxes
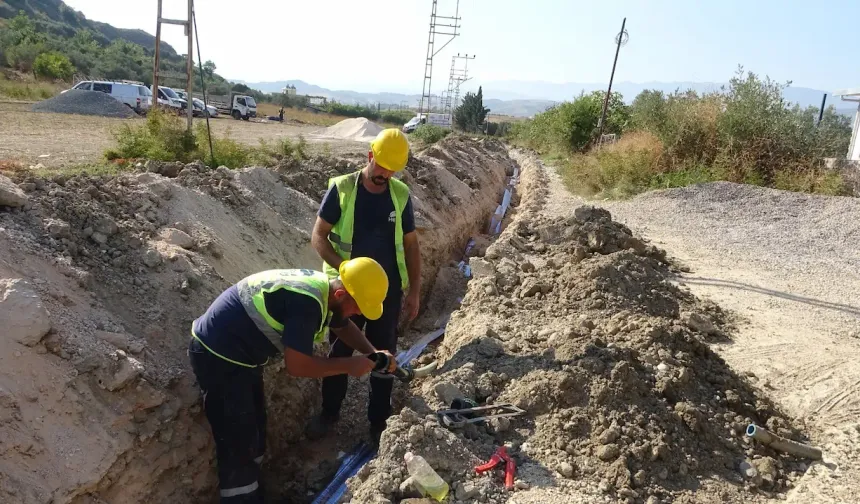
[189,338,266,503]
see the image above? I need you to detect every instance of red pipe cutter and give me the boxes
[475,446,515,490]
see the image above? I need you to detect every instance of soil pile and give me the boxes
[0,137,511,503]
[315,117,385,142]
[345,155,810,504]
[32,90,138,118]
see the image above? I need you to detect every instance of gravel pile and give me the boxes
[31,89,138,118]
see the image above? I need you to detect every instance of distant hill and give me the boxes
[239,78,856,118]
[0,0,178,56]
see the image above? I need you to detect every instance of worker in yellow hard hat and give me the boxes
[307,127,423,445]
[187,258,395,503]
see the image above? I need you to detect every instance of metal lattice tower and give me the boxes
[419,0,461,116]
[443,53,474,121]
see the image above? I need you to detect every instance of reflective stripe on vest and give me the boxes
[324,171,410,290]
[236,269,331,353]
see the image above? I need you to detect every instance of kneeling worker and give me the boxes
[188,258,395,503]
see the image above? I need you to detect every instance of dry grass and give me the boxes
[256,103,342,126]
[0,71,64,101]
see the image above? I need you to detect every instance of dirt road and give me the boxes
[0,102,366,169]
[543,162,860,503]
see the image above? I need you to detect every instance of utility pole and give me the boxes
[419,0,461,118]
[153,0,195,131]
[817,94,827,126]
[598,17,628,141]
[444,53,475,125]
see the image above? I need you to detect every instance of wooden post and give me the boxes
[186,0,194,130]
[153,0,163,101]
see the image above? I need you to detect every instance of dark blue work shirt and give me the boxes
[319,176,415,296]
[193,285,346,366]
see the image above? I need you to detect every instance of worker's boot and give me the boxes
[304,411,338,441]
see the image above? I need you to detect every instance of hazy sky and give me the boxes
[63,0,860,94]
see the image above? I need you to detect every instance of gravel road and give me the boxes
[542,160,860,503]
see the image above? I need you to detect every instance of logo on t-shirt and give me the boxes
[388,210,396,223]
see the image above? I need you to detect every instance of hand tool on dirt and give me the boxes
[475,446,516,491]
[746,424,822,460]
[368,352,437,382]
[436,403,525,429]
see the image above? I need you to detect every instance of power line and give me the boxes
[418,0,461,117]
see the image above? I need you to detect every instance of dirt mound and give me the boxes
[0,137,513,503]
[31,90,138,118]
[314,117,384,142]
[345,156,810,504]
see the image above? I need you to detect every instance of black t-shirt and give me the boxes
[318,176,415,295]
[193,285,346,366]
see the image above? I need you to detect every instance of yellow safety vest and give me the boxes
[324,171,410,290]
[192,269,330,368]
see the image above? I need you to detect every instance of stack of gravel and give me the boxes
[31,90,138,118]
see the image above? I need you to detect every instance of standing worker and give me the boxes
[188,259,396,503]
[305,128,422,444]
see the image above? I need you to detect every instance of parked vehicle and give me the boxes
[403,113,451,133]
[192,98,218,118]
[204,92,257,120]
[148,86,187,111]
[63,80,152,113]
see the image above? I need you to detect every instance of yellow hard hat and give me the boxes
[370,128,409,172]
[338,257,389,320]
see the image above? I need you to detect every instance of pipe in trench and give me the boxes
[745,424,822,460]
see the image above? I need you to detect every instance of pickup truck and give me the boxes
[204,92,257,120]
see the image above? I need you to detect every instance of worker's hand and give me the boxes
[377,350,398,373]
[404,290,420,321]
[346,356,375,377]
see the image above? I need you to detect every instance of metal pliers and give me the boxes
[475,446,516,490]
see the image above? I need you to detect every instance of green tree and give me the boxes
[232,82,251,93]
[33,52,75,80]
[454,86,490,132]
[203,60,216,77]
[630,89,667,132]
[7,11,42,45]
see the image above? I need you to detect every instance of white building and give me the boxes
[282,84,297,96]
[834,87,860,161]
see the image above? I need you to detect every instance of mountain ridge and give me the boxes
[236,78,856,118]
[0,0,178,56]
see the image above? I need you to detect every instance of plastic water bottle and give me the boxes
[404,452,449,502]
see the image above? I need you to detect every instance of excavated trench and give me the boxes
[0,136,516,504]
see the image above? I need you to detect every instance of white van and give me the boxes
[153,86,188,111]
[65,80,153,113]
[403,113,451,133]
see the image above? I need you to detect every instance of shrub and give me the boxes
[512,91,628,153]
[108,110,195,161]
[563,132,664,197]
[5,42,44,72]
[411,124,450,145]
[33,51,75,80]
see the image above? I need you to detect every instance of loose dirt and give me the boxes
[541,158,860,503]
[344,151,815,504]
[0,136,512,503]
